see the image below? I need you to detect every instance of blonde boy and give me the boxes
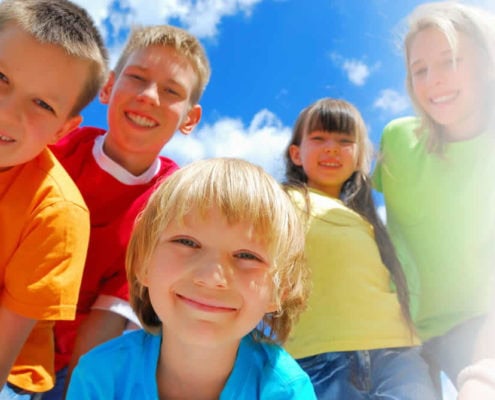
[0,0,107,397]
[47,24,210,397]
[67,158,315,399]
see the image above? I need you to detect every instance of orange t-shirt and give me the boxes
[0,149,89,392]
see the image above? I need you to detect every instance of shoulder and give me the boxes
[78,330,159,366]
[381,116,420,147]
[236,336,316,398]
[27,149,87,212]
[51,126,105,154]
[157,156,180,177]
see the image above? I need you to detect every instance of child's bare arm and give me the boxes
[0,306,36,387]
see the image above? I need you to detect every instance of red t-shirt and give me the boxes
[50,127,178,370]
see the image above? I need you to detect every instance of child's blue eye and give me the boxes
[0,72,8,83]
[34,99,55,113]
[236,252,261,261]
[164,87,180,96]
[173,237,199,248]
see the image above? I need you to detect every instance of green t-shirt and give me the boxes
[374,117,495,340]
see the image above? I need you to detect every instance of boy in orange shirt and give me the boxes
[0,0,108,398]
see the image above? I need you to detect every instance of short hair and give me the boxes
[127,158,310,344]
[0,0,108,116]
[403,1,495,153]
[113,25,210,106]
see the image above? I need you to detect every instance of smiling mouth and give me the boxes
[176,294,237,312]
[125,112,158,128]
[319,161,341,168]
[430,92,458,104]
[0,135,15,142]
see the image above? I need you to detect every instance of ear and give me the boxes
[99,71,116,105]
[178,104,202,135]
[288,144,303,166]
[50,115,82,144]
[265,300,279,314]
[135,267,149,287]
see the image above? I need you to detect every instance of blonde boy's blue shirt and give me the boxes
[67,329,316,399]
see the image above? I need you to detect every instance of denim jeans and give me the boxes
[297,347,438,400]
[0,384,43,400]
[421,315,486,393]
[38,368,67,400]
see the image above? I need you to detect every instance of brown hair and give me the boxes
[284,98,413,329]
[0,0,108,116]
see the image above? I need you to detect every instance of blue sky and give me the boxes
[75,0,494,183]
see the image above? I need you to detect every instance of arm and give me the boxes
[457,359,495,400]
[0,306,36,387]
[64,309,127,394]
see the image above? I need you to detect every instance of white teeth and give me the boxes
[321,162,340,167]
[126,112,157,128]
[0,135,14,142]
[431,93,457,104]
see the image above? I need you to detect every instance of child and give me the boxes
[46,24,211,398]
[284,98,437,399]
[373,1,495,392]
[66,157,316,400]
[0,0,107,397]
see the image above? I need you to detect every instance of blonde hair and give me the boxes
[113,25,210,105]
[127,158,310,344]
[0,0,108,116]
[404,1,495,153]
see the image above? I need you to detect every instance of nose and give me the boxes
[193,256,229,289]
[323,139,339,154]
[136,82,160,106]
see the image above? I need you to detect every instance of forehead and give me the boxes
[409,27,477,63]
[0,23,89,114]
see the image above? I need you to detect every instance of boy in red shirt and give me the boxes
[47,24,210,398]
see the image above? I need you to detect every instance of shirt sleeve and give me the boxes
[2,200,89,320]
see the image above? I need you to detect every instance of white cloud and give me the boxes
[76,0,262,40]
[330,52,377,86]
[342,60,371,86]
[163,109,291,181]
[74,0,264,68]
[373,89,410,115]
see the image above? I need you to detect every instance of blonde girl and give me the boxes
[374,2,495,394]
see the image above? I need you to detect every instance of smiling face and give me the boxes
[100,44,201,175]
[139,206,277,348]
[408,27,488,141]
[289,130,358,198]
[0,23,87,171]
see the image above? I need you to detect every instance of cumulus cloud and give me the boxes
[74,0,263,66]
[163,109,291,181]
[373,89,410,115]
[342,60,371,86]
[330,52,378,86]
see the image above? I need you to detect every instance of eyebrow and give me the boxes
[410,48,454,67]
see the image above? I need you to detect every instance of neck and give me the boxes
[157,333,239,400]
[102,133,155,176]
